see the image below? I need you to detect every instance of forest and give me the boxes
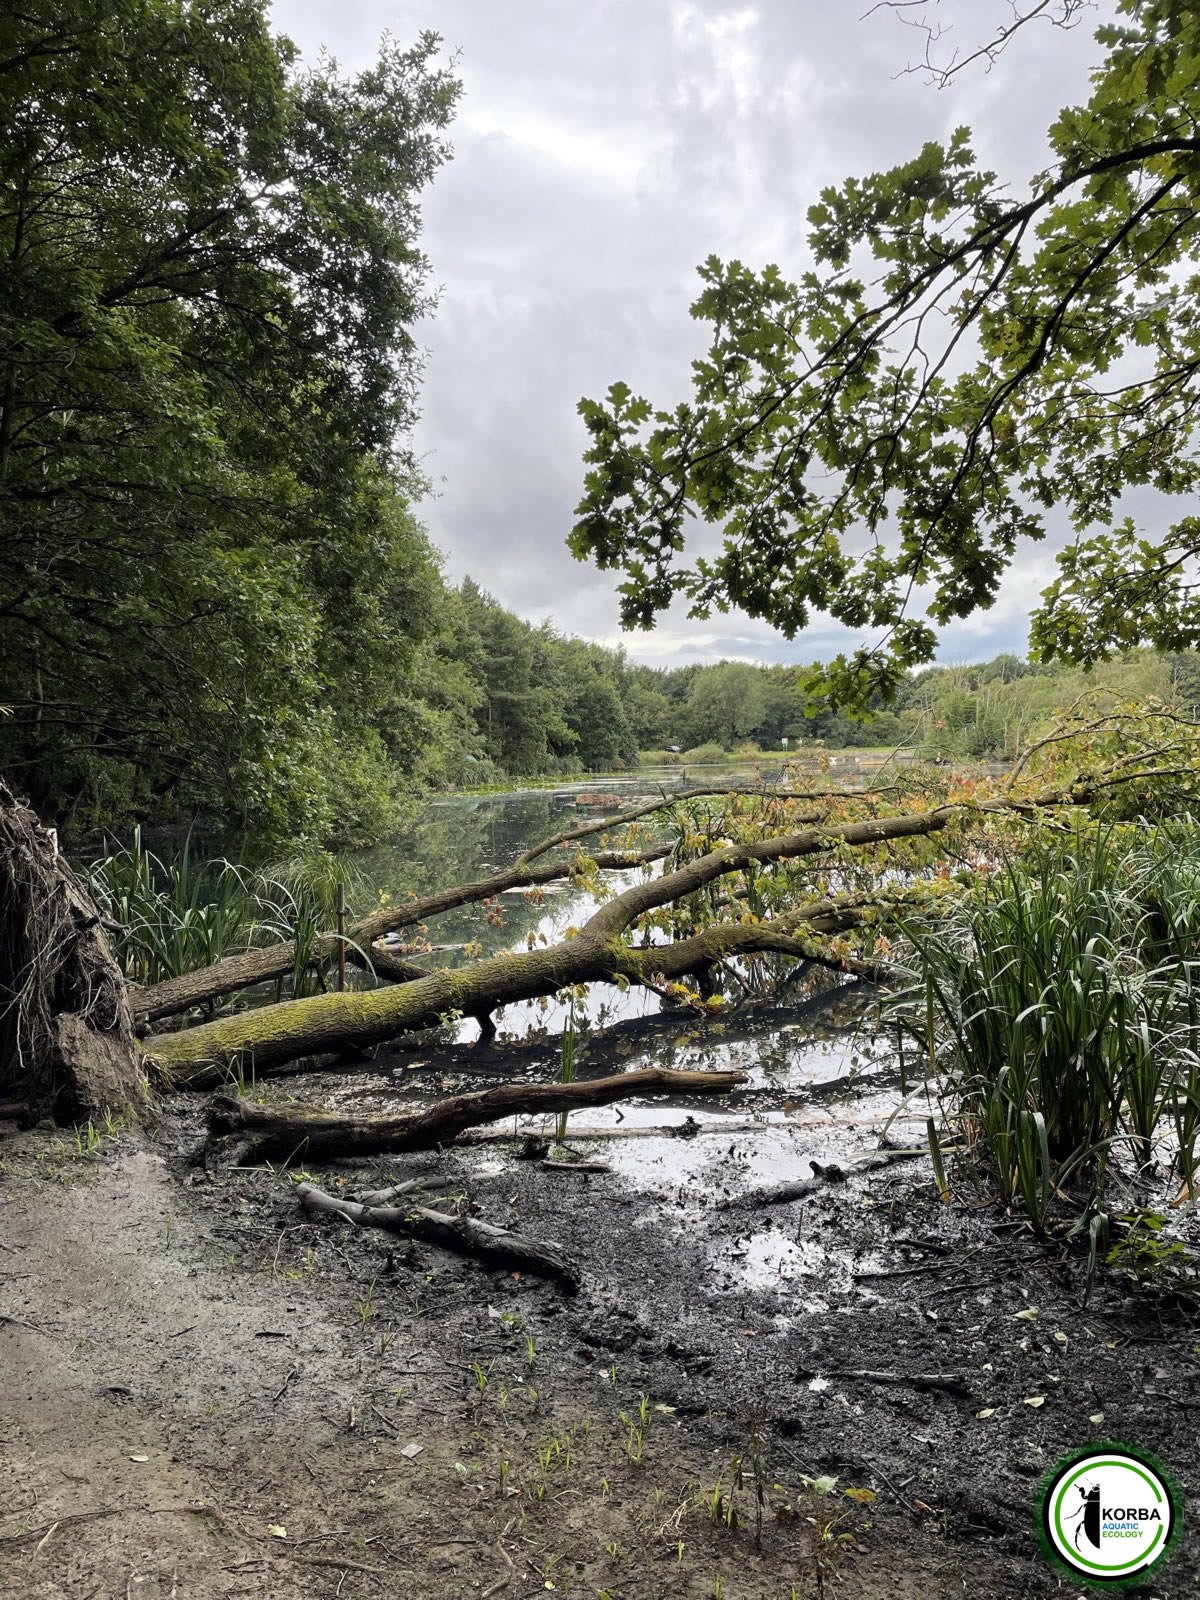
[4,2,1200,1598]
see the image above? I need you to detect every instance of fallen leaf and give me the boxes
[1013,1308,1039,1322]
[844,1487,876,1504]
[129,1454,149,1463]
[268,1525,287,1539]
[1024,1396,1045,1408]
[1089,1412,1105,1425]
[976,1408,996,1419]
[1053,1331,1068,1346]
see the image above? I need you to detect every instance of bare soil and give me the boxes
[2,1082,1198,1600]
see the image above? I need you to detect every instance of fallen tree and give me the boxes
[0,778,144,1118]
[143,830,938,1084]
[6,711,1195,1117]
[205,1064,748,1163]
[132,786,838,1022]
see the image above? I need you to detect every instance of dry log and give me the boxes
[205,1064,748,1163]
[296,1181,581,1291]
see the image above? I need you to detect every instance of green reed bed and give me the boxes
[86,829,363,1000]
[897,823,1200,1245]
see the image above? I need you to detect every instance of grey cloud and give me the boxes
[273,0,1120,668]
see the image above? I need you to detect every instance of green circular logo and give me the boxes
[1039,1444,1180,1585]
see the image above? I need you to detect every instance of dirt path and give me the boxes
[2,1117,1197,1599]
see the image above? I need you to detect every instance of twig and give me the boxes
[273,1555,388,1575]
[272,1368,296,1403]
[798,1366,972,1395]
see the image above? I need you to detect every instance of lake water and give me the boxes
[355,759,906,1036]
[340,766,928,1217]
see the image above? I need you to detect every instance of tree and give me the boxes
[682,662,766,749]
[572,1,1200,710]
[559,641,635,769]
[0,1,460,845]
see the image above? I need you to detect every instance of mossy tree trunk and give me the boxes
[142,805,954,1084]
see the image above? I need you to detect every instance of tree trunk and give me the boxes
[143,806,946,1083]
[0,777,144,1118]
[205,1065,748,1162]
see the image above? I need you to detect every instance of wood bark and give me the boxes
[205,1065,747,1162]
[296,1182,582,1291]
[0,776,143,1118]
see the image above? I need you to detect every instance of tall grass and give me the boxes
[86,830,363,998]
[897,823,1200,1234]
[87,830,256,986]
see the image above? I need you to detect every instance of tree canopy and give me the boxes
[571,0,1200,709]
[0,0,459,844]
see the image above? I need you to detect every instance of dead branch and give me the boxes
[204,1065,747,1163]
[296,1181,581,1291]
[867,0,1094,88]
[730,1148,927,1208]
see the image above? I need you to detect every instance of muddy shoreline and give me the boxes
[3,1033,1198,1598]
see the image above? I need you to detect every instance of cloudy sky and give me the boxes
[271,0,1116,668]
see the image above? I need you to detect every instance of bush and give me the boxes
[681,742,730,763]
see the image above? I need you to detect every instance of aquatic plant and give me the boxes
[86,829,364,999]
[898,823,1200,1232]
[87,830,257,986]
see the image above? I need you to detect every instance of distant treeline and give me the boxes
[450,589,1200,782]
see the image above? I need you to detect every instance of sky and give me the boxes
[270,0,1117,669]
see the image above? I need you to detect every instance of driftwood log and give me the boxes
[296,1181,581,1291]
[205,1065,748,1163]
